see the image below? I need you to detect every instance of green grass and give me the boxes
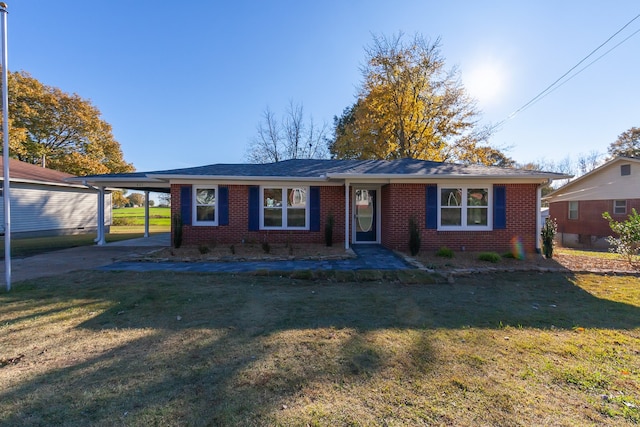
[1,270,638,425]
[112,206,171,227]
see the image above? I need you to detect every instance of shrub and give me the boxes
[541,217,557,258]
[229,244,235,255]
[262,240,271,254]
[478,252,501,263]
[436,246,454,258]
[603,208,640,265]
[172,214,183,248]
[325,213,334,247]
[408,216,421,256]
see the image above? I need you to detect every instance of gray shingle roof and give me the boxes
[145,158,564,179]
[76,158,568,181]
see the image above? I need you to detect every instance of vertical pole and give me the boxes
[536,184,542,254]
[1,3,10,291]
[344,181,349,250]
[97,186,106,245]
[144,190,149,238]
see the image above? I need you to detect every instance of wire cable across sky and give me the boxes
[493,12,640,130]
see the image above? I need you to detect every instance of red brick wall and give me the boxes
[381,183,539,253]
[171,184,345,246]
[549,199,640,238]
[172,183,540,253]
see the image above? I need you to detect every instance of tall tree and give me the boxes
[608,127,640,159]
[2,70,134,175]
[329,33,510,166]
[246,101,329,163]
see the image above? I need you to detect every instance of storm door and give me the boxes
[354,188,377,242]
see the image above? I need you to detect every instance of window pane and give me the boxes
[287,188,307,207]
[441,188,462,206]
[441,208,461,226]
[467,208,488,226]
[196,188,215,205]
[264,188,282,207]
[467,188,488,206]
[196,206,215,222]
[287,208,306,227]
[264,208,282,227]
[568,201,578,219]
[614,200,626,215]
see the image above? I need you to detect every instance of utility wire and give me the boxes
[492,12,640,130]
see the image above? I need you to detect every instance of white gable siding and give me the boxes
[0,183,111,235]
[549,161,640,202]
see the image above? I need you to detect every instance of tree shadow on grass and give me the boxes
[0,270,639,425]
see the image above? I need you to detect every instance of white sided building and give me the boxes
[0,158,111,238]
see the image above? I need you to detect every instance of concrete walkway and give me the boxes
[2,234,171,283]
[98,244,413,274]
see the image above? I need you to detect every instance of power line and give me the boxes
[493,12,640,130]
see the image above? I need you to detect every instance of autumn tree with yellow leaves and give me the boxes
[1,70,134,175]
[329,34,513,166]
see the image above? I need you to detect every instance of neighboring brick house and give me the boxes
[545,156,640,248]
[76,158,566,254]
[0,158,112,237]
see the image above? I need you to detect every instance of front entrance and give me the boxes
[354,188,378,243]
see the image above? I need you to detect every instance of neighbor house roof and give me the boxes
[0,158,84,187]
[69,158,569,189]
[544,156,640,202]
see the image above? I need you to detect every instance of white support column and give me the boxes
[96,186,106,246]
[144,190,150,238]
[536,184,542,254]
[344,181,350,249]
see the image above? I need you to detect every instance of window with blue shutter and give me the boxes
[425,185,437,229]
[309,186,320,231]
[248,186,259,231]
[180,186,192,226]
[218,186,229,226]
[493,185,506,229]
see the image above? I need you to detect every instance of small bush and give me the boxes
[478,252,501,263]
[198,244,209,254]
[541,217,557,258]
[436,246,454,258]
[408,216,421,256]
[172,214,183,248]
[502,252,516,259]
[229,244,235,255]
[262,240,271,254]
[325,213,335,247]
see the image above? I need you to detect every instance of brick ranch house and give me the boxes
[74,158,567,254]
[545,156,640,248]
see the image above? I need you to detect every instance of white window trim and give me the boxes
[614,200,627,215]
[437,184,493,231]
[260,186,310,230]
[192,184,218,226]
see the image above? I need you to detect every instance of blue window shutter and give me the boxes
[310,186,320,231]
[494,185,506,229]
[426,185,437,229]
[218,186,229,226]
[248,186,259,231]
[180,185,192,226]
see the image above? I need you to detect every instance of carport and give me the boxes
[67,172,171,245]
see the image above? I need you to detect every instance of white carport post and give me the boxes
[536,184,543,254]
[344,181,350,249]
[144,190,150,238]
[96,186,106,246]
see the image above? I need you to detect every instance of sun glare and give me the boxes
[464,61,507,106]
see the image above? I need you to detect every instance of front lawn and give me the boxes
[1,270,638,425]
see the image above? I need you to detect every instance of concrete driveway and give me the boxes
[0,233,169,284]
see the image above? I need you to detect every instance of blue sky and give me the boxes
[7,1,640,174]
